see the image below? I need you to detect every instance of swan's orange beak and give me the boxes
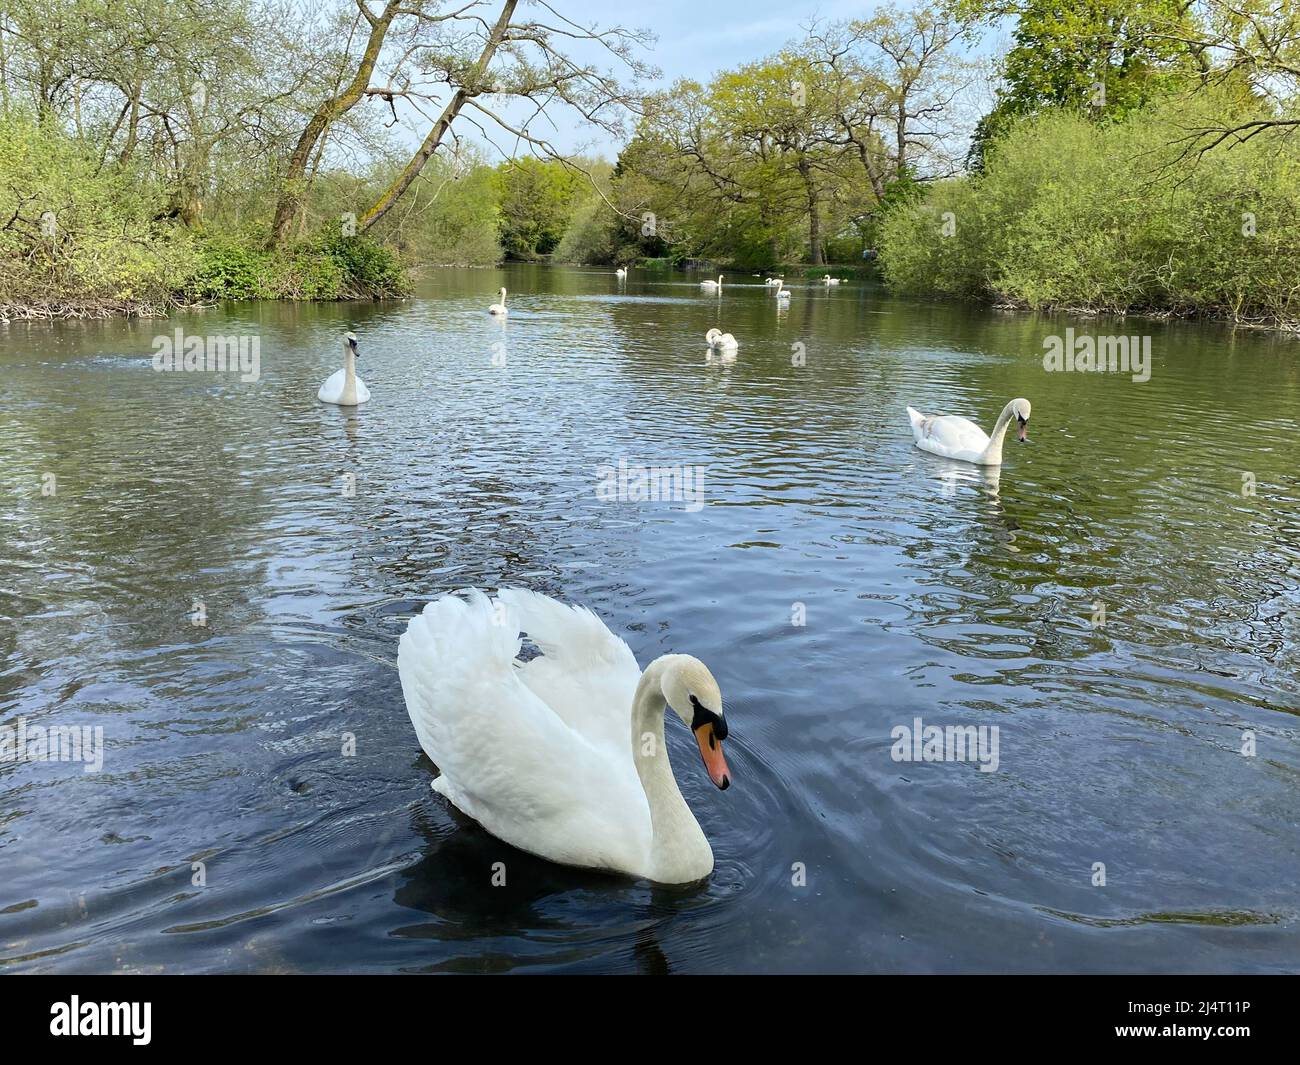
[694,723,731,790]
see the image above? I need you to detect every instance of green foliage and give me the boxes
[495,158,586,259]
[553,196,617,264]
[187,228,408,303]
[964,0,1205,168]
[0,112,194,313]
[881,88,1300,324]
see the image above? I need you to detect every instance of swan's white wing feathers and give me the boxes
[318,369,371,404]
[398,590,649,873]
[495,587,640,756]
[908,407,988,460]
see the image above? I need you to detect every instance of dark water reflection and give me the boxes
[1,264,1297,972]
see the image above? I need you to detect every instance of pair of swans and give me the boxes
[399,589,731,884]
[908,398,1031,465]
[705,327,737,352]
[318,331,371,406]
[700,274,723,291]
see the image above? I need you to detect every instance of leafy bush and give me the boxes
[880,88,1300,325]
[0,113,195,313]
[187,227,408,302]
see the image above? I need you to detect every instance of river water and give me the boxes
[1,264,1297,973]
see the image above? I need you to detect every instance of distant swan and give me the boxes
[822,275,842,285]
[705,327,738,352]
[700,274,723,291]
[764,277,782,287]
[488,287,508,315]
[399,588,733,883]
[907,398,1032,465]
[318,330,370,406]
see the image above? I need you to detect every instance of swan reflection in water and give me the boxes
[389,792,703,974]
[927,455,1027,548]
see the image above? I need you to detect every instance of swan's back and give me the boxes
[398,590,650,873]
[907,406,989,459]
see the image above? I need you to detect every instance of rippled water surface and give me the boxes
[2,265,1298,973]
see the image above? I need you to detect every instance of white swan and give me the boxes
[615,267,627,279]
[488,287,508,315]
[764,277,783,287]
[705,327,738,352]
[317,331,370,406]
[907,398,1032,465]
[822,274,842,285]
[399,589,732,884]
[774,279,791,300]
[700,274,723,291]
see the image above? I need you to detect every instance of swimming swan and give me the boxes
[822,275,842,285]
[774,279,791,300]
[488,288,508,315]
[705,327,738,351]
[317,331,370,406]
[700,274,723,291]
[398,588,733,884]
[615,267,627,279]
[907,398,1032,465]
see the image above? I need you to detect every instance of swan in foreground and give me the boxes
[700,274,723,291]
[774,279,791,300]
[705,327,738,352]
[907,398,1031,465]
[615,267,627,279]
[399,589,732,883]
[488,287,508,315]
[317,331,370,406]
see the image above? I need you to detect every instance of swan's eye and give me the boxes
[689,695,727,740]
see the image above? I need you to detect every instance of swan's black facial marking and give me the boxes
[689,694,728,741]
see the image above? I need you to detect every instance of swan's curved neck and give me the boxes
[630,655,711,882]
[341,346,358,405]
[983,401,1017,464]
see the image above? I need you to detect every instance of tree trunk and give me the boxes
[799,157,823,266]
[268,1,401,247]
[358,0,518,233]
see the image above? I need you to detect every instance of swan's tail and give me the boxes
[906,406,927,441]
[495,588,637,675]
[398,590,520,774]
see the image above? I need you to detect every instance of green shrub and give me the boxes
[0,112,195,312]
[187,228,409,303]
[879,87,1300,324]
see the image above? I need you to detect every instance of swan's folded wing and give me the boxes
[318,368,344,402]
[398,590,648,871]
[495,588,640,754]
